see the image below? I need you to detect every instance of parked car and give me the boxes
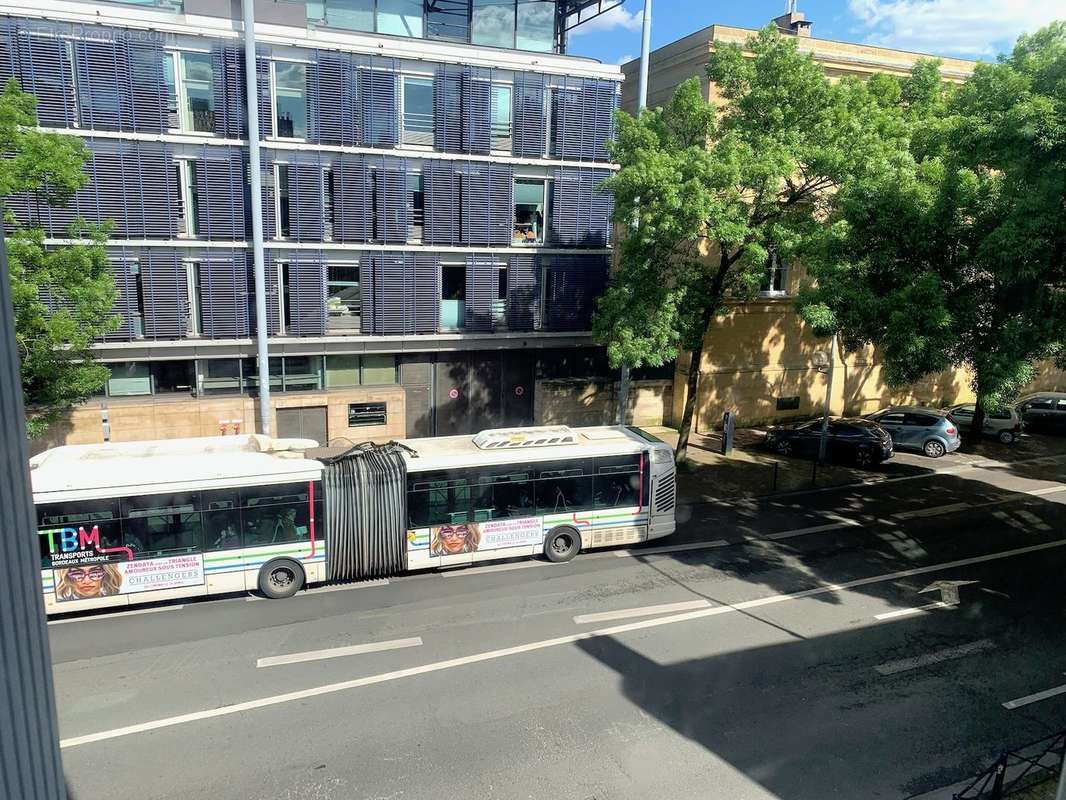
[944,403,1023,444]
[764,418,893,468]
[1016,392,1066,435]
[865,406,961,458]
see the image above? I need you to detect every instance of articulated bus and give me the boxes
[32,426,677,614]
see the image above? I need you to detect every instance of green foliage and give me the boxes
[0,79,119,437]
[798,24,1066,415]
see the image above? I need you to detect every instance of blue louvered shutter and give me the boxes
[550,167,581,246]
[289,160,324,242]
[414,253,440,334]
[125,32,167,133]
[551,167,613,247]
[256,56,272,139]
[512,73,546,158]
[464,254,498,332]
[462,68,491,155]
[461,163,490,246]
[585,80,618,161]
[141,250,187,339]
[488,164,513,245]
[589,168,614,246]
[213,43,245,138]
[253,252,281,336]
[314,52,358,146]
[0,20,20,86]
[376,157,409,244]
[17,30,76,128]
[195,148,246,241]
[359,62,398,147]
[73,35,129,131]
[359,253,374,334]
[423,161,460,246]
[434,65,463,152]
[287,252,326,336]
[371,252,410,334]
[260,160,277,240]
[334,155,372,242]
[550,81,582,161]
[542,254,608,331]
[200,251,250,338]
[507,254,539,331]
[102,253,139,341]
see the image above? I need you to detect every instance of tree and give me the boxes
[595,26,906,463]
[798,24,1066,438]
[0,79,119,437]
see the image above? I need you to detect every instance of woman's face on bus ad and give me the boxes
[437,524,470,555]
[66,565,107,598]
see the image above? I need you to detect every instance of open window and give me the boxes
[514,178,547,244]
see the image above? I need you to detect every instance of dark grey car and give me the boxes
[866,407,962,458]
[1017,393,1066,435]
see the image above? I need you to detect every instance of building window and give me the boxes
[242,356,323,393]
[761,250,789,296]
[184,260,202,337]
[516,0,555,52]
[176,160,199,237]
[273,61,307,139]
[200,359,242,396]
[105,362,152,396]
[348,401,387,427]
[276,164,291,238]
[378,0,424,37]
[325,354,398,387]
[514,179,546,244]
[152,361,196,394]
[280,262,291,334]
[362,354,398,385]
[310,0,374,31]
[327,264,361,332]
[426,0,471,43]
[164,51,216,134]
[408,173,424,241]
[473,0,516,48]
[326,354,361,387]
[402,76,434,146]
[776,396,801,412]
[491,83,512,151]
[441,264,466,331]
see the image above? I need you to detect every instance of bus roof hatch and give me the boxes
[473,426,578,450]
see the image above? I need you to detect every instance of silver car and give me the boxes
[866,407,962,458]
[945,403,1023,444]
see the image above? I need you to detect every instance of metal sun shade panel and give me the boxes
[360,251,439,335]
[198,250,250,339]
[313,51,359,146]
[212,42,246,138]
[433,64,463,153]
[100,251,139,341]
[376,158,409,244]
[260,158,277,240]
[541,254,609,331]
[195,147,247,240]
[461,67,491,155]
[253,250,282,336]
[464,253,499,332]
[334,154,372,242]
[512,72,546,158]
[73,35,132,132]
[140,249,188,339]
[15,28,77,128]
[359,60,398,147]
[423,160,461,246]
[125,31,168,133]
[0,20,20,86]
[286,251,326,337]
[256,55,272,140]
[506,253,539,331]
[289,159,325,242]
[322,445,409,582]
[413,252,440,334]
[550,77,617,162]
[551,166,613,247]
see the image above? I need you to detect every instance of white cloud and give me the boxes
[616,53,636,65]
[847,0,1064,56]
[568,4,644,38]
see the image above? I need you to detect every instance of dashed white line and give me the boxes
[60,537,1066,750]
[48,605,184,625]
[874,639,995,675]
[256,637,423,669]
[1002,683,1066,710]
[573,599,711,625]
[874,601,951,621]
[894,502,972,521]
[765,519,862,540]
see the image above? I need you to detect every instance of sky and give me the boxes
[565,0,1065,66]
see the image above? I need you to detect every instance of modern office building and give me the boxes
[623,13,1066,436]
[2,0,674,450]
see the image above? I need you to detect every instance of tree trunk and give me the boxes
[969,396,987,444]
[675,340,706,465]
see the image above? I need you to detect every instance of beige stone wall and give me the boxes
[535,379,673,428]
[29,387,407,456]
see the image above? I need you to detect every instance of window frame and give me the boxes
[400,73,435,148]
[270,58,309,141]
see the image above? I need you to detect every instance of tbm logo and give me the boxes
[39,526,101,553]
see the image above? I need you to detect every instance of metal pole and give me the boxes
[243,0,272,436]
[817,332,837,463]
[618,0,652,427]
[0,222,67,799]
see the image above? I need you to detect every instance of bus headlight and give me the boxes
[651,449,673,464]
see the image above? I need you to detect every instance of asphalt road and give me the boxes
[53,447,1066,800]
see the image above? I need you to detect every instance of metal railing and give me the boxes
[953,730,1065,799]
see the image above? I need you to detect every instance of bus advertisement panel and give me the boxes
[52,555,205,603]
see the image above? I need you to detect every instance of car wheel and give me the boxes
[258,559,305,599]
[998,430,1016,445]
[923,439,947,459]
[777,440,792,456]
[544,526,581,563]
[854,447,874,468]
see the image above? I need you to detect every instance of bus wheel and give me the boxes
[544,527,581,563]
[258,559,305,599]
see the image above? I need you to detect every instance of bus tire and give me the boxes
[258,559,305,599]
[544,526,581,563]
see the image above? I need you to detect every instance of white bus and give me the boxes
[32,425,676,614]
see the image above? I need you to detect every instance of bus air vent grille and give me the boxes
[654,472,676,513]
[473,426,578,450]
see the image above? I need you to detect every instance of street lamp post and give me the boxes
[815,332,837,463]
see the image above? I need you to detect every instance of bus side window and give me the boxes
[36,500,124,562]
[535,459,594,515]
[408,473,471,528]
[202,489,242,551]
[122,493,203,557]
[473,471,534,521]
[240,482,312,547]
[594,455,641,509]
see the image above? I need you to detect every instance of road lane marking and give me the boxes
[874,639,995,676]
[1002,684,1066,710]
[60,537,1066,749]
[442,561,548,577]
[48,605,184,625]
[1027,485,1066,497]
[892,485,1065,522]
[574,599,711,625]
[874,601,951,621]
[615,540,730,557]
[894,502,971,520]
[256,637,423,669]
[764,519,862,540]
[247,579,389,600]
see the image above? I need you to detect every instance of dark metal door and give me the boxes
[276,406,328,444]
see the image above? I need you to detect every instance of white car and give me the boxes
[945,403,1023,444]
